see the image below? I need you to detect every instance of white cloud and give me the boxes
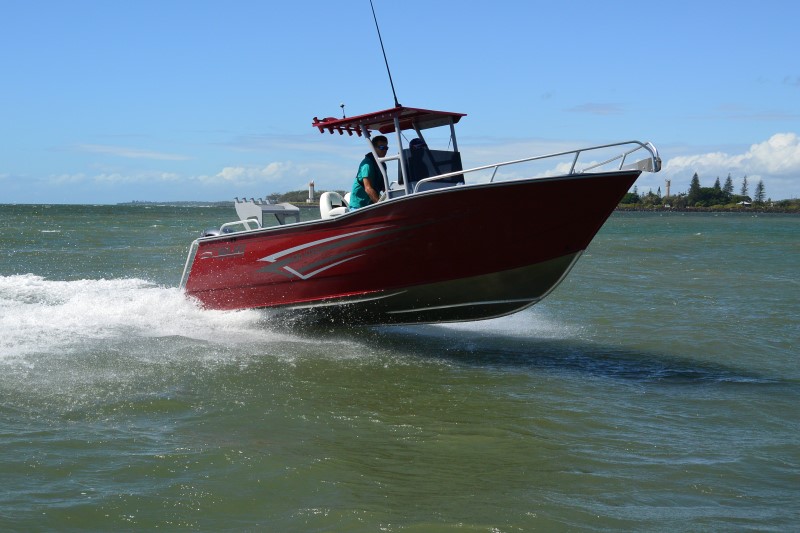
[93,173,129,183]
[77,144,190,161]
[659,133,800,198]
[748,133,800,174]
[91,172,182,184]
[665,133,800,177]
[202,161,312,186]
[41,171,184,186]
[50,173,88,184]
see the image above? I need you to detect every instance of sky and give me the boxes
[2,0,798,204]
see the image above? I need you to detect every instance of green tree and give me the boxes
[740,175,749,197]
[754,180,766,203]
[688,173,702,205]
[671,193,688,209]
[693,186,729,207]
[640,190,660,207]
[713,177,721,191]
[621,185,640,205]
[723,174,734,195]
[268,190,315,203]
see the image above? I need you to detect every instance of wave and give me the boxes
[0,274,281,362]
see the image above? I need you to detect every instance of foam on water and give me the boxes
[0,274,286,363]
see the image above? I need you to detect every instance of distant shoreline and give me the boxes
[119,201,320,209]
[615,206,799,214]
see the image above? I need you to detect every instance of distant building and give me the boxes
[307,181,315,203]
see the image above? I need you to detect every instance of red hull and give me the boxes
[182,170,639,324]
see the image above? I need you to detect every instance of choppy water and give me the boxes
[1,205,798,531]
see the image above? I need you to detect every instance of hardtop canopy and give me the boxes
[313,106,466,137]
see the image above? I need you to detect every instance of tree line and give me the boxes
[266,189,347,204]
[621,173,769,209]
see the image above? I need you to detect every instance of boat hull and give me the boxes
[182,170,640,325]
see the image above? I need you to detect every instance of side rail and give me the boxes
[413,140,661,193]
[219,219,261,233]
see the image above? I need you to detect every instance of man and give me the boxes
[349,136,388,209]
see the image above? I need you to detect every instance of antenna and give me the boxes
[369,0,401,108]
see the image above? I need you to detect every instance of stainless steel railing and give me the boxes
[413,140,661,193]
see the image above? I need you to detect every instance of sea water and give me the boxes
[1,205,798,531]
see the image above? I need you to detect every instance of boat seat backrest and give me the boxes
[320,191,349,219]
[401,146,465,192]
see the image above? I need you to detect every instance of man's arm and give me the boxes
[363,177,381,203]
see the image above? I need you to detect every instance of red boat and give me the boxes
[180,106,660,325]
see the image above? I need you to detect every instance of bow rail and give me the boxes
[413,140,661,193]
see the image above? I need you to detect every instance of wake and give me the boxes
[0,274,274,361]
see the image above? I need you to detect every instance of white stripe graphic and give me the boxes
[257,227,387,263]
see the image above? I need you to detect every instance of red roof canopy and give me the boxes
[312,106,466,137]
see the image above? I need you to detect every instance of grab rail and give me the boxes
[219,218,261,233]
[413,140,661,193]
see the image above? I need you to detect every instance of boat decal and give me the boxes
[199,244,246,260]
[281,254,366,280]
[258,227,386,263]
[257,226,401,280]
